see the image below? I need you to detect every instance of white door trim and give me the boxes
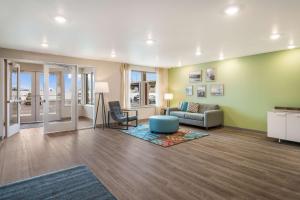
[0,60,4,139]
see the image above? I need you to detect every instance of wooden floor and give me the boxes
[1,126,300,200]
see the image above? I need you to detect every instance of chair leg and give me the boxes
[108,113,110,128]
[135,118,138,127]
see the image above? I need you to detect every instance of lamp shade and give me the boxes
[95,82,109,93]
[164,93,173,100]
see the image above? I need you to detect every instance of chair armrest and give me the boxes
[166,107,180,115]
[108,110,129,120]
[122,109,138,116]
[204,110,224,128]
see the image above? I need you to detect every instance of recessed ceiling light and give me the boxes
[111,50,116,58]
[54,16,66,24]
[146,39,154,45]
[224,5,240,16]
[41,42,48,48]
[288,44,296,49]
[270,33,280,40]
[219,53,224,60]
[146,33,155,45]
[195,47,202,56]
[178,61,182,67]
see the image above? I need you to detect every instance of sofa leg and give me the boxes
[206,127,209,131]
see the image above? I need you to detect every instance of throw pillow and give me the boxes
[181,102,188,111]
[178,102,183,110]
[187,102,199,113]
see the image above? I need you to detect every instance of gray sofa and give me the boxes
[166,103,223,129]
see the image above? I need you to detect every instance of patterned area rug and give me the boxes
[121,124,209,147]
[0,165,116,200]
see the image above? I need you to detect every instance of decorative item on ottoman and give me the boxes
[149,115,179,133]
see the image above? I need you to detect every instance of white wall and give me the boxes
[78,105,94,119]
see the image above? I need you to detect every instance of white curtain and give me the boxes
[120,63,130,108]
[155,67,168,114]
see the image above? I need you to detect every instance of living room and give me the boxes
[0,1,300,200]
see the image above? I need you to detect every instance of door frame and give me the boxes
[0,60,5,139]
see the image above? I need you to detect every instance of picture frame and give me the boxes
[206,67,216,81]
[185,86,193,96]
[196,85,206,97]
[210,84,224,96]
[189,71,202,82]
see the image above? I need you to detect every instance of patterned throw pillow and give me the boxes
[186,102,199,113]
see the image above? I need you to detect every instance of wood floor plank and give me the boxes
[1,126,300,200]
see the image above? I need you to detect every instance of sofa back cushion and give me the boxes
[198,104,219,113]
[186,102,199,113]
[178,101,188,111]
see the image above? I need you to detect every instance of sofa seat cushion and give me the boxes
[198,104,219,113]
[169,111,186,118]
[184,113,204,121]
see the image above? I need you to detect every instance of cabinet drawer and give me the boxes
[267,112,286,139]
[287,113,300,142]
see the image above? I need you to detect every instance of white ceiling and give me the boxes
[0,0,299,67]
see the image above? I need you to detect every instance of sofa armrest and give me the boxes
[166,107,179,115]
[204,110,224,128]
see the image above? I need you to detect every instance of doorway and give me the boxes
[20,71,44,125]
[77,67,95,129]
[2,59,96,138]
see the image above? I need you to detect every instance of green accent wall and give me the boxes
[168,48,300,132]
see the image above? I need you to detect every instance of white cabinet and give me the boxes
[268,111,300,143]
[286,113,300,143]
[267,112,287,140]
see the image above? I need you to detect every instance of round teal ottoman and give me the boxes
[149,115,179,133]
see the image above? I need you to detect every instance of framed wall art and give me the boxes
[196,85,206,97]
[210,84,224,96]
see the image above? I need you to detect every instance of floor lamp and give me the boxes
[94,82,109,129]
[164,93,173,108]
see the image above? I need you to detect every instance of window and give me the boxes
[64,74,72,106]
[48,73,57,114]
[85,73,94,105]
[130,71,157,107]
[77,72,94,105]
[77,74,82,104]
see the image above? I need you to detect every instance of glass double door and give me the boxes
[4,60,78,136]
[43,64,77,134]
[20,71,44,123]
